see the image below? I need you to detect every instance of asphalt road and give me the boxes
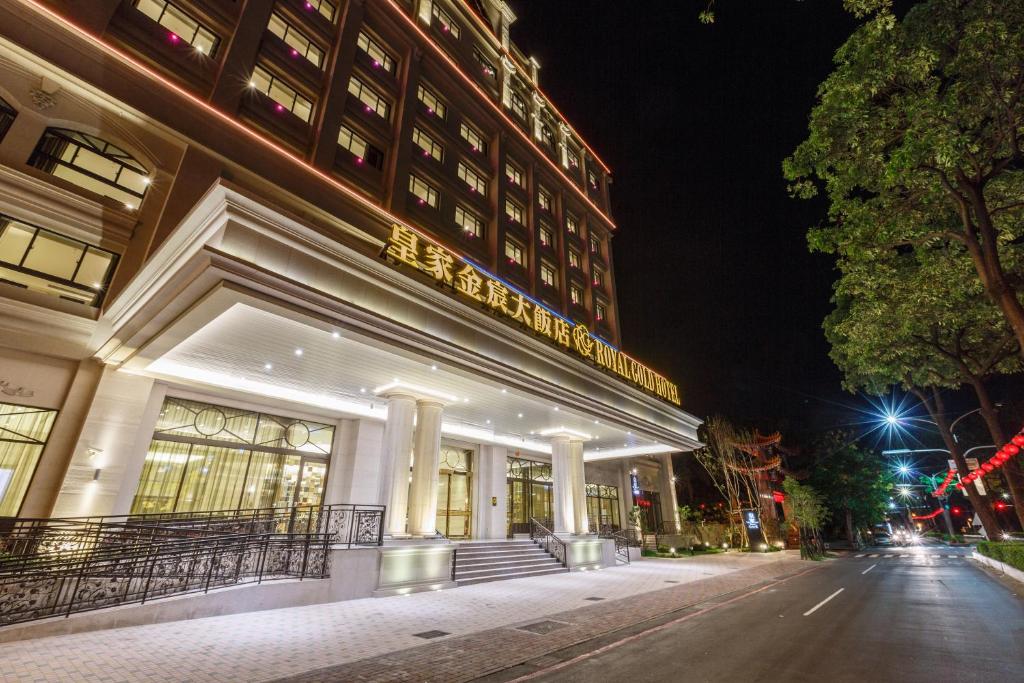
[521,544,1024,683]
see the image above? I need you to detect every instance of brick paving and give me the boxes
[273,557,813,683]
[0,552,806,683]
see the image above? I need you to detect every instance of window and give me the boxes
[0,96,15,142]
[592,267,604,288]
[566,213,579,236]
[568,248,581,270]
[460,121,486,153]
[348,76,389,119]
[590,234,601,255]
[538,187,552,212]
[250,65,314,122]
[0,214,119,306]
[29,128,150,207]
[458,162,487,195]
[0,402,58,516]
[585,483,620,530]
[303,0,336,23]
[130,397,333,515]
[505,160,524,188]
[510,92,527,120]
[409,174,438,208]
[473,47,496,80]
[431,2,461,38]
[570,283,583,306]
[539,222,554,248]
[540,261,557,288]
[541,126,555,149]
[418,84,447,119]
[595,300,608,322]
[357,31,396,73]
[412,126,444,162]
[338,124,384,169]
[455,205,484,238]
[267,12,324,68]
[504,198,524,225]
[588,169,599,188]
[568,150,580,169]
[134,0,219,55]
[505,238,525,267]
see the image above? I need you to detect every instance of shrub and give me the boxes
[977,542,1024,572]
[657,544,670,554]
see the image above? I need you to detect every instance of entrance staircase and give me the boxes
[453,539,567,586]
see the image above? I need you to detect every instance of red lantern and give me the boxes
[1006,444,1020,456]
[1013,434,1024,447]
[982,463,995,473]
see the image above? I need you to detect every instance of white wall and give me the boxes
[474,444,507,539]
[324,417,385,507]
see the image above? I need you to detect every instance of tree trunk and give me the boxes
[844,508,856,547]
[913,387,1002,537]
[968,378,1024,530]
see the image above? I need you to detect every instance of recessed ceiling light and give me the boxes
[332,331,340,339]
[529,430,535,435]
[596,447,601,451]
[431,364,437,371]
[553,406,560,411]
[264,363,273,370]
[623,443,627,447]
[517,413,523,418]
[463,398,469,403]
[485,419,491,424]
[501,388,507,394]
[359,387,366,393]
[294,348,303,356]
[627,431,632,435]
[593,420,599,424]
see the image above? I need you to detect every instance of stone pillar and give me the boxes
[659,454,681,533]
[620,460,639,534]
[569,439,589,534]
[379,394,416,537]
[407,400,444,536]
[551,435,574,534]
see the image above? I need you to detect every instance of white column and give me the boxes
[621,460,638,534]
[551,435,574,534]
[569,439,589,534]
[323,418,384,506]
[379,394,416,537]
[659,454,681,533]
[407,399,444,536]
[475,445,508,540]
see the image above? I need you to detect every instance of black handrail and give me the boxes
[0,504,386,626]
[529,517,567,567]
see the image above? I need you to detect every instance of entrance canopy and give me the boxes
[96,182,702,460]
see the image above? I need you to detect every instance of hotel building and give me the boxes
[0,0,700,572]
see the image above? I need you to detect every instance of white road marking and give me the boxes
[947,555,958,559]
[861,564,876,575]
[900,555,910,558]
[855,554,865,558]
[868,554,879,558]
[803,588,845,616]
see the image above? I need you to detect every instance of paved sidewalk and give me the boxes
[0,551,803,683]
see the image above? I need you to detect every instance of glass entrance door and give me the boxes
[506,456,553,535]
[436,446,472,538]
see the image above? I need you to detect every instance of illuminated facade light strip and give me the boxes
[381,0,617,229]
[453,0,612,174]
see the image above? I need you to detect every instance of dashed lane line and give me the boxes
[803,588,845,616]
[861,564,876,575]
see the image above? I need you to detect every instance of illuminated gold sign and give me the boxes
[385,225,681,405]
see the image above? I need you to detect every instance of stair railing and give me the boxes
[529,517,567,566]
[600,527,639,564]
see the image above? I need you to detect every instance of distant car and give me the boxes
[872,532,893,547]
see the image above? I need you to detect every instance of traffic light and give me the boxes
[996,501,1008,511]
[952,507,963,515]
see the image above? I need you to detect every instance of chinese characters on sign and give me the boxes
[385,224,682,405]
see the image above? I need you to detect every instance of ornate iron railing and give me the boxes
[529,517,567,566]
[0,504,385,626]
[600,527,639,564]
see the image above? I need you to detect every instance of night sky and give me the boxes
[511,1,864,431]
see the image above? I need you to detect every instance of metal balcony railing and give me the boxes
[0,504,384,626]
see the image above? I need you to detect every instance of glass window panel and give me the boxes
[0,222,33,265]
[130,440,192,515]
[73,248,115,287]
[296,460,326,506]
[276,455,302,508]
[238,450,283,510]
[22,231,82,280]
[0,403,57,517]
[174,444,250,512]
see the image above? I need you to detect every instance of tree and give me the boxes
[785,0,1024,360]
[824,255,1006,535]
[783,477,829,559]
[808,432,893,546]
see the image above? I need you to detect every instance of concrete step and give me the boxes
[455,549,548,561]
[455,559,562,578]
[455,566,568,586]
[455,541,536,550]
[456,556,556,570]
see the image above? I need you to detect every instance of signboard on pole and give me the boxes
[741,509,765,548]
[965,458,987,495]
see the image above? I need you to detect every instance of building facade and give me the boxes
[0,0,700,541]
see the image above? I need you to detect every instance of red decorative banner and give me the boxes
[931,470,956,497]
[911,508,944,521]
[956,430,1024,491]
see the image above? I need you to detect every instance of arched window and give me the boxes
[29,128,150,208]
[0,95,15,142]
